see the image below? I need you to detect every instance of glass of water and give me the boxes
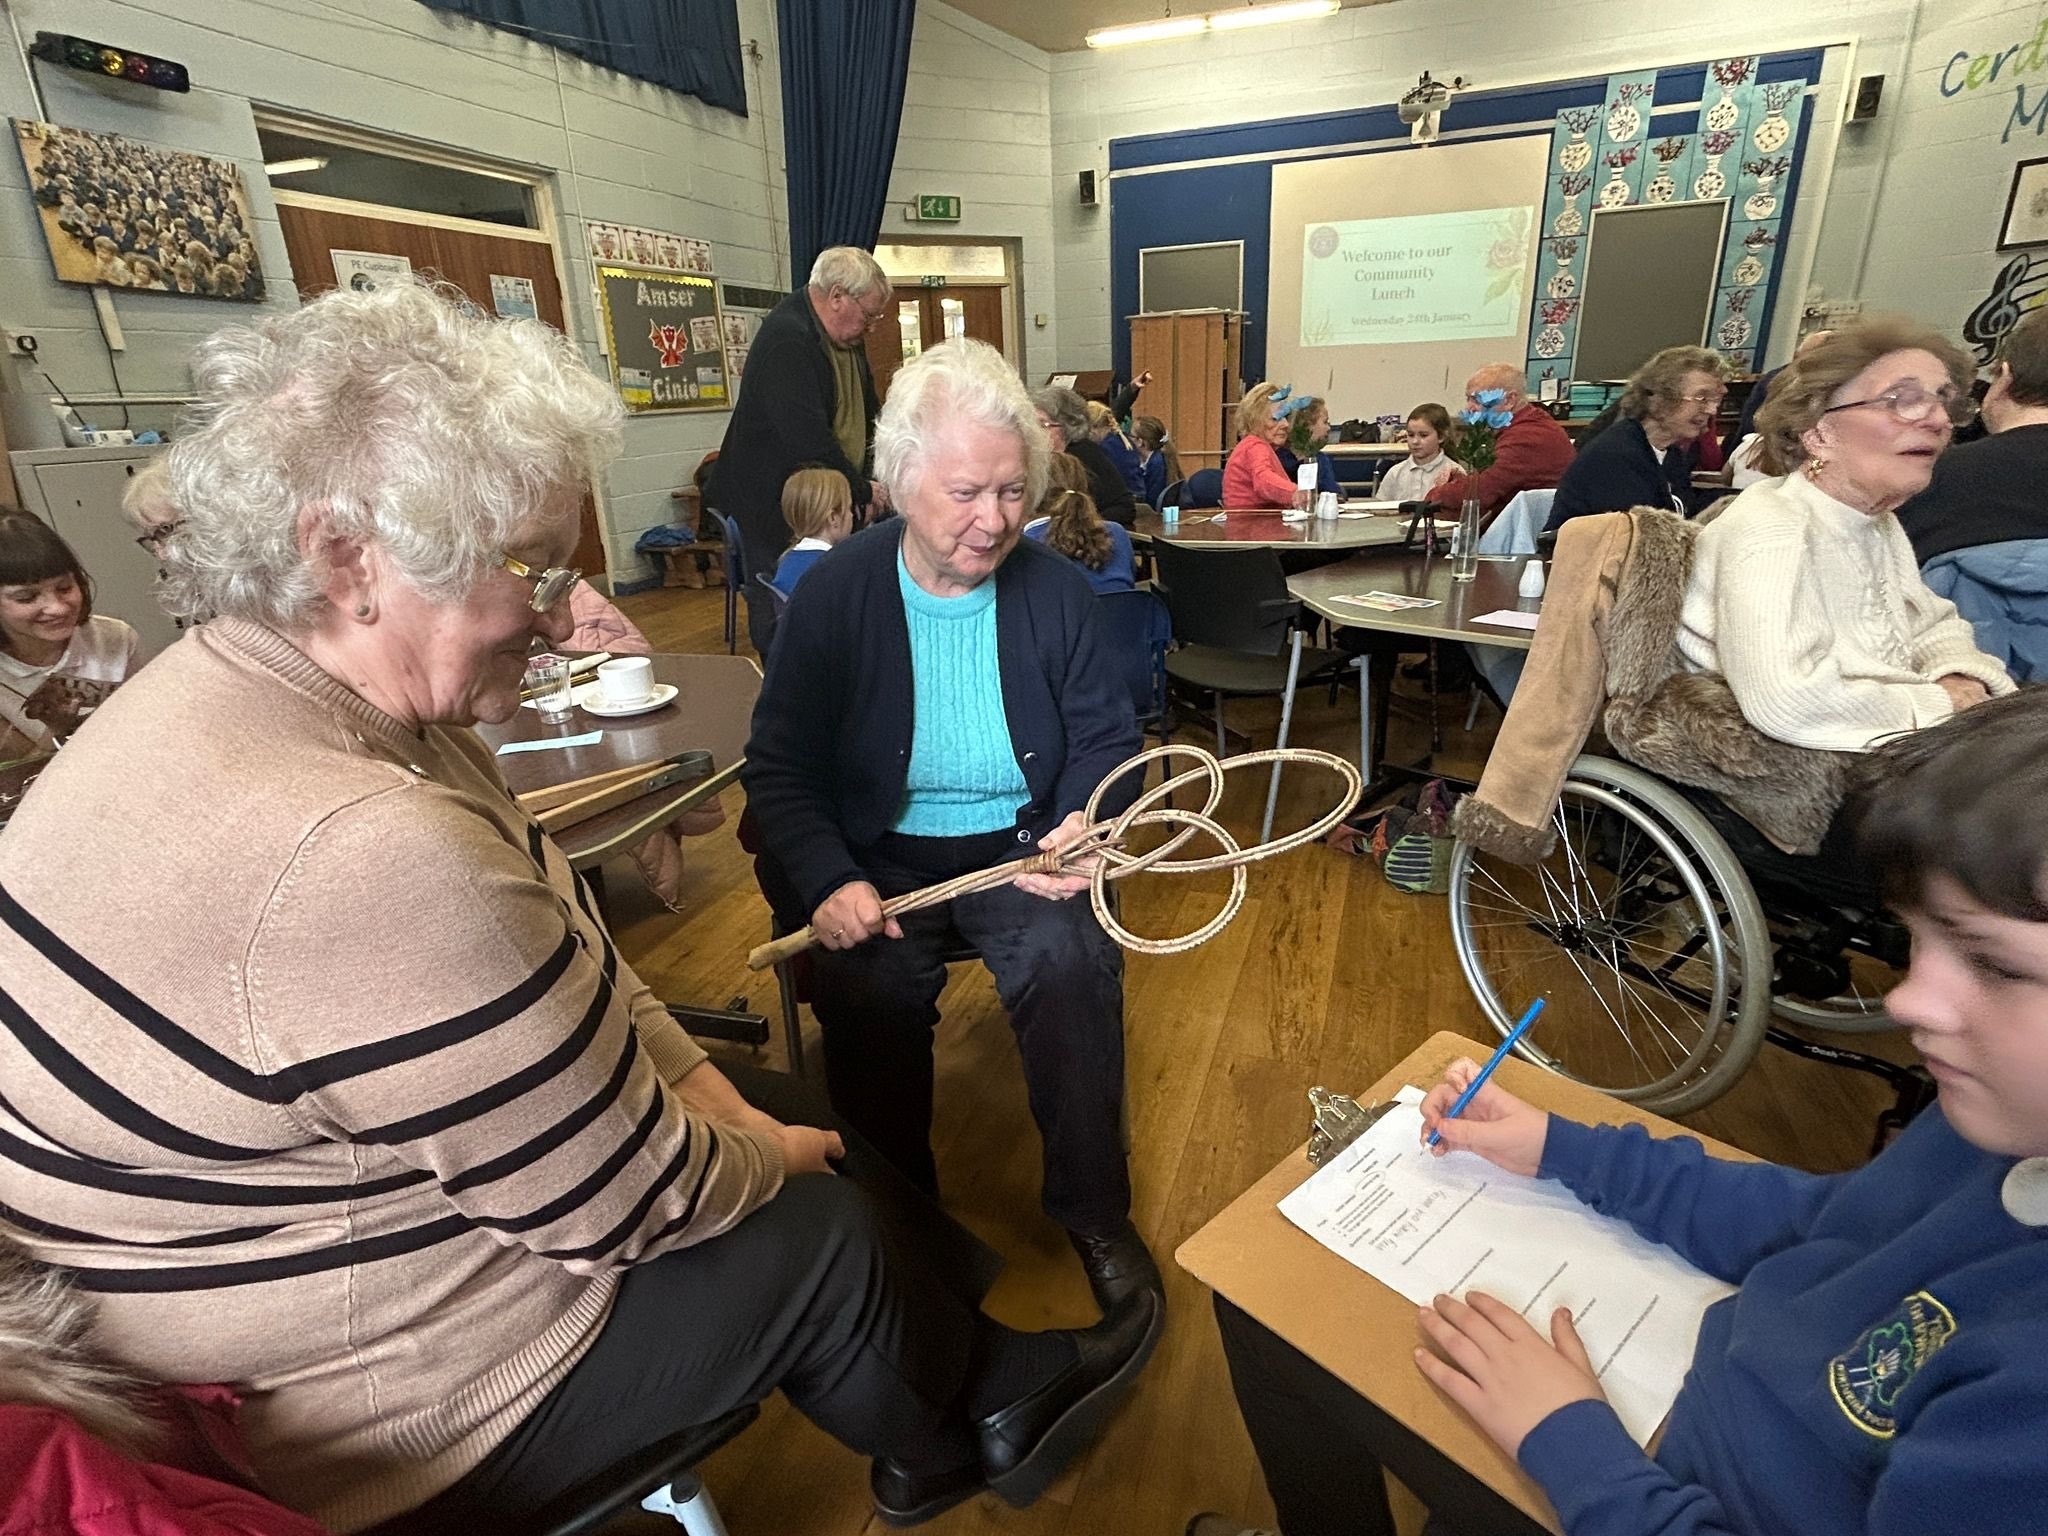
[524,652,575,721]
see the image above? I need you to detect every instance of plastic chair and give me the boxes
[710,511,745,656]
[362,1404,757,1536]
[748,572,788,656]
[1181,468,1224,508]
[1094,587,1172,740]
[1148,540,1349,841]
[1481,490,1552,556]
[1158,477,1186,510]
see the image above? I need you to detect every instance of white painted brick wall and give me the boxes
[0,0,1049,584]
[885,4,1057,380]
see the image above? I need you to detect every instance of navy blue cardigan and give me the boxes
[1545,417,1689,532]
[741,521,1142,916]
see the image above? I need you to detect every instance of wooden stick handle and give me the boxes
[517,757,671,813]
[747,928,817,971]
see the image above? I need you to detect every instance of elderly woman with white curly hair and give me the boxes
[0,282,1158,1533]
[745,338,1163,1322]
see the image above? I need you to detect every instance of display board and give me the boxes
[1572,200,1728,379]
[1266,134,1551,418]
[1139,241,1244,313]
[595,265,729,413]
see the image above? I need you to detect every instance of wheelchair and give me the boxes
[1447,751,1934,1144]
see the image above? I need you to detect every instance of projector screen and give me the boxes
[1301,207,1534,347]
[1268,134,1553,422]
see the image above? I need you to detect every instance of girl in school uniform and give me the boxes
[0,512,141,762]
[1376,403,1466,502]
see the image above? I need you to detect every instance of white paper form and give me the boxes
[1278,1090,1733,1443]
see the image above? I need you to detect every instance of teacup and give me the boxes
[596,656,654,707]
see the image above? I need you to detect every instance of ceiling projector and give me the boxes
[1398,71,1459,124]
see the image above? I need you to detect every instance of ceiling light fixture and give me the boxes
[1086,0,1340,48]
[1207,0,1341,32]
[264,156,330,176]
[1086,16,1209,47]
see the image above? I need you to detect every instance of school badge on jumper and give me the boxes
[1827,1290,1956,1438]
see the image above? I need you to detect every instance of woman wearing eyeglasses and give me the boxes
[0,281,1151,1533]
[1678,318,2014,754]
[1545,346,1728,531]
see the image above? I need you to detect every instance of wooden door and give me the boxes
[863,285,1009,403]
[274,201,606,582]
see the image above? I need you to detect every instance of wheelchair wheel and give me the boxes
[1770,981,1897,1034]
[1449,756,1773,1115]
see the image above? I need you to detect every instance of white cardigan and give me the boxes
[1676,472,2015,753]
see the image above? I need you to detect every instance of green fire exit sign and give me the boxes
[915,194,961,221]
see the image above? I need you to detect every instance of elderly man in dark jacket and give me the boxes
[712,246,887,652]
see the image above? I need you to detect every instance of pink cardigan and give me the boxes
[1223,436,1298,508]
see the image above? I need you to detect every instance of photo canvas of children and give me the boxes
[16,119,264,300]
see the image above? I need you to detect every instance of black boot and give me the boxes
[1067,1220,1163,1315]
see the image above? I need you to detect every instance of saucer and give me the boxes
[577,681,677,718]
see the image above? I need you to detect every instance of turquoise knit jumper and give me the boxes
[890,553,1029,837]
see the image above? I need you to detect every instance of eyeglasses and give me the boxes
[1671,390,1727,407]
[501,555,580,613]
[844,290,891,330]
[1821,380,1976,427]
[133,518,184,553]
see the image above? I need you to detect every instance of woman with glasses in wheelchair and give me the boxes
[1677,320,2015,756]
[1199,690,2048,1536]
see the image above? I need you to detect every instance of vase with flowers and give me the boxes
[1449,390,1513,579]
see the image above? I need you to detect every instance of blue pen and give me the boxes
[1427,997,1546,1148]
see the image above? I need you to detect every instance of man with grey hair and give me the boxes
[711,245,890,650]
[1423,362,1575,519]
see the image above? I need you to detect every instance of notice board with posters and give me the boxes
[595,265,730,413]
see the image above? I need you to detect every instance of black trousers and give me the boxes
[371,1063,1001,1532]
[808,829,1132,1237]
[1214,1296,1552,1536]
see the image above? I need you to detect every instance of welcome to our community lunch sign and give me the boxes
[595,266,731,414]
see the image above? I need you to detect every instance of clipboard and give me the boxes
[1175,1031,1755,1532]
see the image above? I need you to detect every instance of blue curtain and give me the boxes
[777,0,917,286]
[417,0,746,117]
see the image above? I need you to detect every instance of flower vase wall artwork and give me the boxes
[1524,53,1808,380]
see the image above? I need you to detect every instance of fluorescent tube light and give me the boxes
[1085,16,1209,47]
[1208,0,1341,29]
[264,156,329,176]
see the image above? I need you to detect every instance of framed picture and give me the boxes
[2000,156,2048,250]
[13,119,264,300]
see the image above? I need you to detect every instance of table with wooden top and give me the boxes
[1131,505,1454,553]
[1281,549,1537,799]
[477,650,768,1049]
[476,652,760,872]
[1177,1030,1754,1533]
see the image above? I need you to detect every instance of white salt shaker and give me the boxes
[1518,558,1547,599]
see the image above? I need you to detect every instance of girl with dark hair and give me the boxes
[0,510,141,759]
[1023,454,1135,594]
[1377,403,1466,502]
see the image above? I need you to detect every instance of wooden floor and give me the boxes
[596,580,1910,1536]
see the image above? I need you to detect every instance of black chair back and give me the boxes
[1182,468,1224,508]
[756,572,790,622]
[1158,477,1185,510]
[1149,541,1297,657]
[1094,587,1172,725]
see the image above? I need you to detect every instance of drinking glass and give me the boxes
[1451,499,1482,582]
[524,652,575,721]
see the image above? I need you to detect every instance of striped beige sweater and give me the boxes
[0,619,784,1530]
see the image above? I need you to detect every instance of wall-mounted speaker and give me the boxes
[1078,169,1099,206]
[1850,74,1884,122]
